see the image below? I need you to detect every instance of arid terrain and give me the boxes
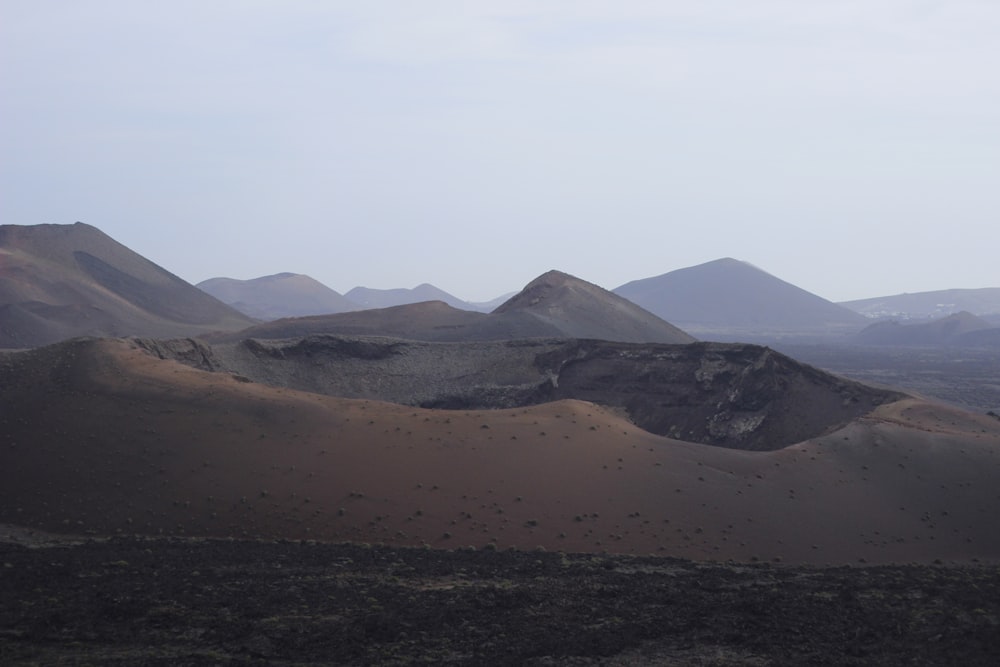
[4,222,1000,663]
[3,534,999,666]
[3,337,998,565]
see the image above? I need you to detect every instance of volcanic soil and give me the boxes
[2,535,999,665]
[2,337,999,566]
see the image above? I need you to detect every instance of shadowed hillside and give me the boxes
[0,223,254,348]
[2,337,998,566]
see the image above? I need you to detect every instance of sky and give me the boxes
[2,1,998,303]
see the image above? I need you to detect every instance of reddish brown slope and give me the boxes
[1,339,998,565]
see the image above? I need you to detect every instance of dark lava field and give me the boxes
[2,536,999,666]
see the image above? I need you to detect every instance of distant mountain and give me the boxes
[198,273,359,320]
[0,222,254,348]
[840,288,1000,321]
[854,311,995,346]
[614,258,867,341]
[469,292,517,313]
[213,270,695,345]
[345,283,480,311]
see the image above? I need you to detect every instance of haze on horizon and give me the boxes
[2,1,998,303]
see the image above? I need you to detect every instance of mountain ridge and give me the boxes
[841,287,1000,321]
[212,270,696,345]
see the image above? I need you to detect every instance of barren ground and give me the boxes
[2,535,999,666]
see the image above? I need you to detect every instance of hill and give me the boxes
[1,337,998,565]
[614,258,867,341]
[196,335,897,452]
[213,270,696,345]
[493,270,696,344]
[345,283,480,311]
[841,287,1000,321]
[0,223,254,348]
[197,273,359,319]
[854,311,995,346]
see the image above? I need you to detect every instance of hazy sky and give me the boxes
[3,1,998,302]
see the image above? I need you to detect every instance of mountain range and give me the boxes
[199,259,1000,344]
[5,223,999,349]
[198,275,504,320]
[207,270,695,345]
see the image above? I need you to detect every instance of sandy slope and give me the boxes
[2,338,998,565]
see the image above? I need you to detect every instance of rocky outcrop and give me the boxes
[152,335,903,451]
[130,337,222,372]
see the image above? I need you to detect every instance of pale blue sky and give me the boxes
[3,1,998,302]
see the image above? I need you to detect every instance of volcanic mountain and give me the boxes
[614,258,867,341]
[0,223,254,348]
[198,273,360,320]
[2,336,998,566]
[345,283,479,312]
[212,270,696,345]
[492,270,695,343]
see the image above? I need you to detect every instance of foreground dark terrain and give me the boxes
[2,535,998,666]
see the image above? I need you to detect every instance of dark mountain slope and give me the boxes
[0,223,253,347]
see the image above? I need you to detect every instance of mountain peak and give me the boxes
[614,258,865,340]
[493,270,695,344]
